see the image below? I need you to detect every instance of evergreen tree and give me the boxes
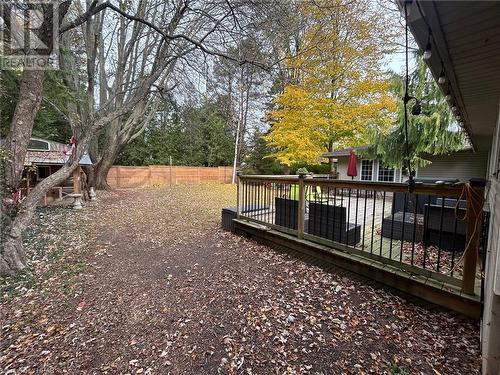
[364,57,466,170]
[116,101,235,167]
[244,131,284,174]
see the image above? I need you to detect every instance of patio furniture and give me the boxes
[423,203,466,251]
[241,204,270,214]
[382,191,467,251]
[275,197,298,230]
[307,202,361,245]
[221,207,237,232]
[382,212,424,242]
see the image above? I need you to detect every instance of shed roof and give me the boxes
[1,137,93,166]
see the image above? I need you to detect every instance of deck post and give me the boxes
[73,166,80,194]
[236,171,241,219]
[298,174,305,239]
[462,182,485,295]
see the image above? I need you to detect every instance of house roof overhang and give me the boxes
[400,0,500,151]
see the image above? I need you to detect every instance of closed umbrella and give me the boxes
[347,150,358,179]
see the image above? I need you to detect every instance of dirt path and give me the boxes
[1,185,480,374]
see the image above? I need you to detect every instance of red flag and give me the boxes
[347,150,358,179]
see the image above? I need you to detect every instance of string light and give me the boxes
[422,32,432,60]
[438,66,446,84]
[445,93,452,101]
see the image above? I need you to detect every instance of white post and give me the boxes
[232,120,241,184]
[169,155,173,187]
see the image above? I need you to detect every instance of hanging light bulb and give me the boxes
[423,45,432,60]
[459,121,464,127]
[451,105,457,112]
[445,93,452,101]
[423,41,432,60]
[422,31,432,60]
[438,67,446,84]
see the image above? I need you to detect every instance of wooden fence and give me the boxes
[107,165,233,188]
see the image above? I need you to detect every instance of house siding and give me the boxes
[336,157,401,182]
[336,158,358,180]
[416,151,489,180]
[482,101,500,375]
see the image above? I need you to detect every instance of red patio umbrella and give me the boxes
[347,149,358,179]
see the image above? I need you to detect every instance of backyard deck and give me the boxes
[243,193,395,255]
[236,176,486,312]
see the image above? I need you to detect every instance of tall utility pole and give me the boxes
[232,120,241,184]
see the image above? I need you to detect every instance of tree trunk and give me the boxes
[1,70,45,275]
[82,165,95,189]
[94,152,116,190]
[0,236,26,276]
[1,161,79,276]
[4,70,45,193]
[327,141,338,179]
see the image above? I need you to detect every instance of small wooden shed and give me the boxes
[20,138,93,204]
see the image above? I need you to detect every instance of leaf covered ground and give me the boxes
[1,185,480,374]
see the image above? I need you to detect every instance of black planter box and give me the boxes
[423,204,466,251]
[307,202,361,245]
[382,212,424,242]
[275,197,298,230]
[221,207,237,232]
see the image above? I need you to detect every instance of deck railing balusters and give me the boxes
[362,191,368,251]
[451,214,458,276]
[347,188,351,246]
[437,197,446,272]
[236,175,486,294]
[354,189,359,249]
[411,194,418,266]
[389,194,396,259]
[400,193,407,262]
[380,192,386,256]
[370,190,376,254]
[325,186,331,239]
[423,195,432,269]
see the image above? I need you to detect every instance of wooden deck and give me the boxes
[243,192,399,259]
[241,192,478,290]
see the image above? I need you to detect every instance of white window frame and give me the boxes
[377,162,395,182]
[360,160,374,181]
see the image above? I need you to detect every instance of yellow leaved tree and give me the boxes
[265,0,397,167]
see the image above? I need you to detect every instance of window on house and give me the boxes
[28,139,50,151]
[361,160,373,181]
[378,164,395,182]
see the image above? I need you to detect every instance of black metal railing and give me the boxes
[237,175,487,295]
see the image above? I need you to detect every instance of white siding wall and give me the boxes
[336,157,360,180]
[336,157,401,182]
[482,102,500,375]
[416,151,489,180]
